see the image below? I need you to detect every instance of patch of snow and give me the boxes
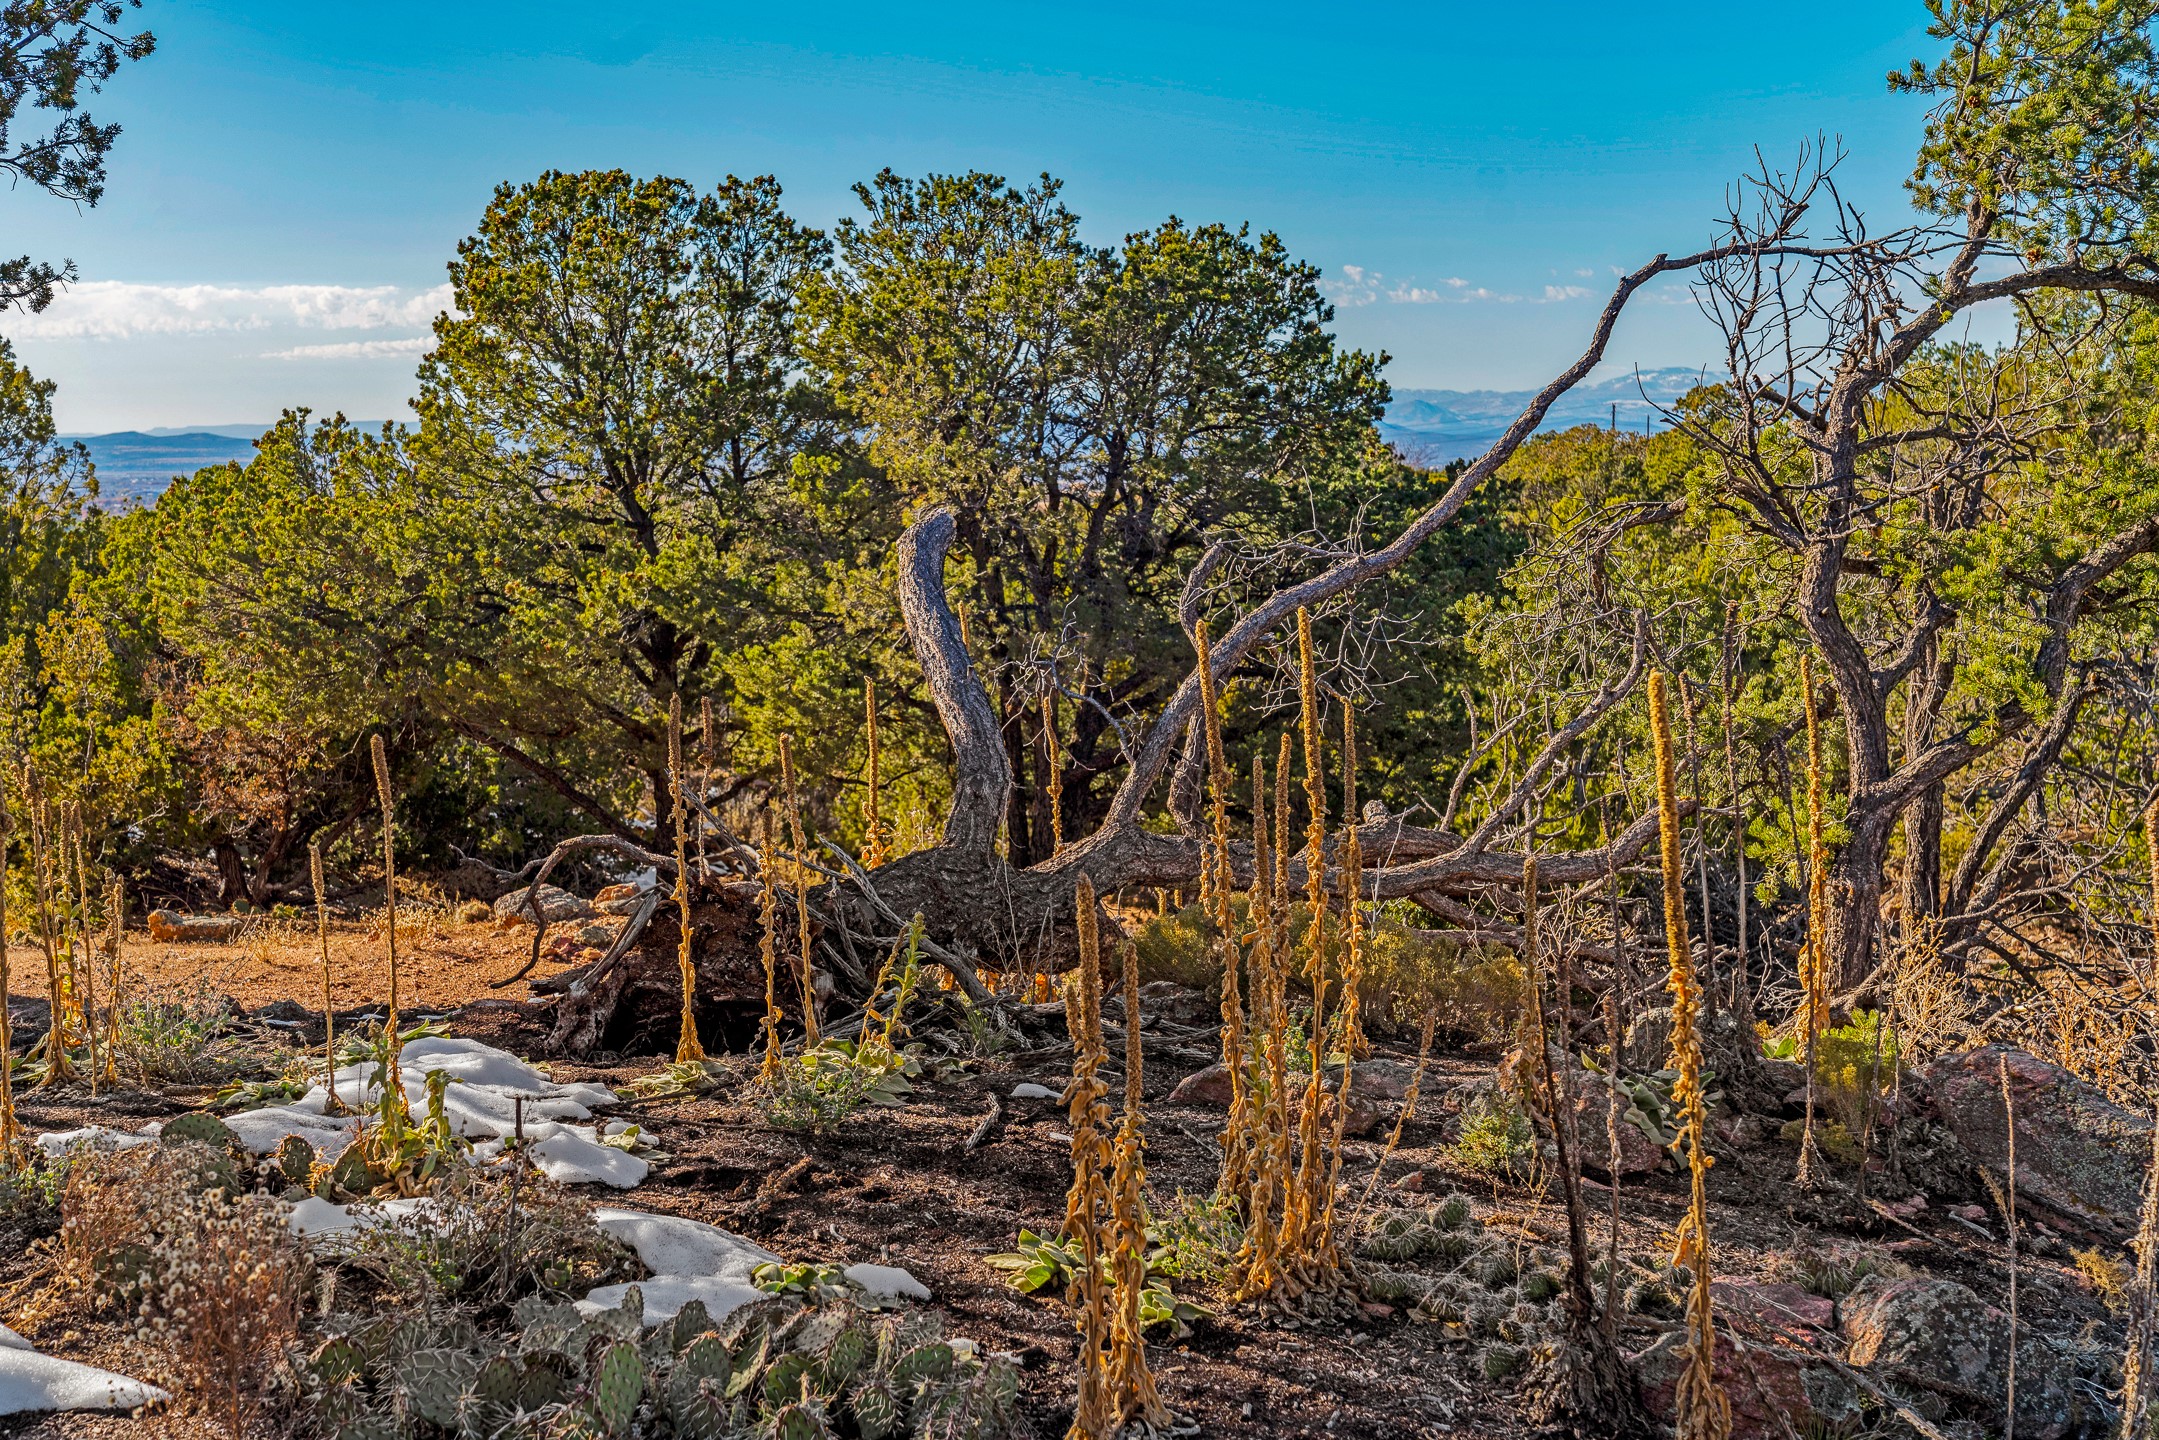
[591,1208,778,1280]
[576,1277,763,1324]
[1009,1083,1058,1100]
[527,1130,648,1188]
[0,1326,28,1352]
[287,1197,360,1238]
[844,1263,930,1301]
[0,1347,167,1415]
[32,1127,153,1157]
[224,1106,357,1157]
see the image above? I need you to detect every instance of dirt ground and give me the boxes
[0,921,2123,1440]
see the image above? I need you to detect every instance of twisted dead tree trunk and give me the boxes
[840,243,1753,973]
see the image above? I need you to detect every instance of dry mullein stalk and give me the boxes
[864,682,888,869]
[668,697,707,1063]
[756,812,784,1082]
[69,806,100,1094]
[1796,652,1830,1188]
[1284,608,1331,1255]
[1195,620,1251,1199]
[23,766,68,1085]
[1064,876,1114,1439]
[310,843,341,1113]
[1106,939,1167,1431]
[1042,691,1064,858]
[0,784,17,1158]
[777,734,820,1045]
[2146,795,2159,991]
[1315,705,1366,1251]
[101,876,124,1085]
[1235,750,1288,1292]
[2122,1106,2159,1437]
[1650,671,1731,1440]
[369,734,409,1116]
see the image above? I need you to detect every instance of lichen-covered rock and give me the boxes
[494,884,593,924]
[1840,1273,2075,1438]
[1921,1044,2148,1235]
[1496,1046,1664,1178]
[1709,1279,1834,1333]
[1636,1327,1861,1440]
[146,909,240,943]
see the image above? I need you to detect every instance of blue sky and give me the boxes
[1,0,1946,432]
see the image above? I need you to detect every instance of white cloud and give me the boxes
[1330,266,1601,308]
[4,281,454,340]
[265,337,435,361]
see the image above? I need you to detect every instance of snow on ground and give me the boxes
[844,1263,932,1301]
[32,1038,639,1178]
[575,1207,782,1320]
[575,1275,767,1323]
[0,1345,167,1416]
[591,1207,778,1278]
[32,1127,154,1158]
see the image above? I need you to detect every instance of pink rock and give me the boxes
[1710,1278,1835,1331]
[1166,1063,1235,1108]
[1638,1327,1859,1440]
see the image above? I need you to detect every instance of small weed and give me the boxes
[759,1036,920,1133]
[2074,1247,2132,1314]
[137,1188,311,1439]
[112,982,247,1085]
[1147,1191,1244,1288]
[1447,1093,1536,1178]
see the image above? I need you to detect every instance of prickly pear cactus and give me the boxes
[402,1349,481,1427]
[277,1133,317,1188]
[847,1377,901,1440]
[588,1341,644,1434]
[763,1401,837,1440]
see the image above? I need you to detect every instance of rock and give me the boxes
[1757,1057,1805,1109]
[494,884,593,924]
[1499,1045,1664,1177]
[1163,1062,1384,1135]
[595,883,655,917]
[577,922,617,947]
[1636,1327,1861,1440]
[1709,1278,1834,1332]
[1922,1044,2148,1236]
[1840,1273,2074,1438]
[1627,1004,1784,1115]
[1165,1063,1236,1108]
[1337,1058,1421,1102]
[251,998,313,1026]
[146,909,240,943]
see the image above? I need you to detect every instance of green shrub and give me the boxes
[1130,903,1218,989]
[1446,1093,1535,1178]
[113,982,248,1085]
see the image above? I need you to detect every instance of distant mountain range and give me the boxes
[59,425,387,504]
[60,369,1708,504]
[1379,365,1709,463]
